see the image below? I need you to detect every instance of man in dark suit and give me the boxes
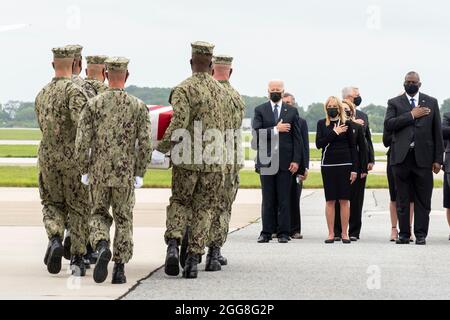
[384,71,444,245]
[252,80,304,243]
[441,112,450,241]
[282,92,309,239]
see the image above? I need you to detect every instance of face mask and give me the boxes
[354,96,362,107]
[270,92,282,103]
[404,83,419,95]
[345,110,352,118]
[327,108,339,119]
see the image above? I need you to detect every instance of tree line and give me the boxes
[2,85,450,133]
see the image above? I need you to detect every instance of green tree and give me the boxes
[361,104,386,133]
[440,98,450,115]
[305,102,325,131]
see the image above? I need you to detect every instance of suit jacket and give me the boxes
[298,117,309,173]
[382,121,393,157]
[356,110,375,164]
[384,92,444,167]
[352,122,369,174]
[252,101,303,173]
[442,112,450,172]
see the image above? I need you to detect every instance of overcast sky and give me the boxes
[1,0,450,108]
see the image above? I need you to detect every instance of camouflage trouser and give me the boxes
[207,172,240,248]
[39,164,88,256]
[164,166,223,255]
[89,184,135,263]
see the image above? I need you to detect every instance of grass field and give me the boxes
[0,166,442,189]
[0,145,38,158]
[0,129,41,141]
[0,129,383,144]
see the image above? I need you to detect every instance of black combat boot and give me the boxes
[93,240,111,284]
[85,243,98,265]
[182,253,200,279]
[112,263,127,284]
[63,233,71,261]
[180,229,189,269]
[70,255,86,277]
[165,239,180,276]
[46,237,64,274]
[205,247,222,272]
[217,248,228,266]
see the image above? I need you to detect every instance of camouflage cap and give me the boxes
[66,44,83,58]
[52,46,76,59]
[191,41,214,56]
[213,55,233,65]
[86,55,108,65]
[105,57,130,71]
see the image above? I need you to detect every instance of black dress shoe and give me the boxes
[217,248,228,266]
[342,239,352,244]
[396,238,410,245]
[70,255,86,277]
[47,237,64,274]
[278,236,289,243]
[63,233,71,261]
[257,235,270,243]
[112,263,127,284]
[334,237,342,242]
[93,240,111,284]
[350,236,358,242]
[165,239,180,276]
[416,238,426,245]
[182,253,200,279]
[324,239,335,244]
[205,247,221,272]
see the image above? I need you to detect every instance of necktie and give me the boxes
[410,98,416,146]
[274,105,279,123]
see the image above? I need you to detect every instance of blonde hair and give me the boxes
[342,99,356,120]
[324,96,346,126]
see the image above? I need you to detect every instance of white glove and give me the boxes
[134,176,144,189]
[81,174,89,186]
[151,150,166,165]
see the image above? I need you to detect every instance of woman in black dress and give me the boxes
[316,96,357,244]
[333,100,369,241]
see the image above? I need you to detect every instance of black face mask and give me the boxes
[404,83,419,95]
[270,92,282,103]
[354,96,362,107]
[327,108,339,119]
[345,110,352,118]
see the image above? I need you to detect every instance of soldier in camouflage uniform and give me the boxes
[75,57,152,284]
[62,55,109,266]
[65,44,97,98]
[205,55,246,271]
[36,47,89,277]
[152,41,228,279]
[84,55,109,98]
[61,44,94,261]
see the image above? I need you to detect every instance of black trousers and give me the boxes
[392,150,433,239]
[260,170,292,237]
[334,174,366,238]
[289,176,303,235]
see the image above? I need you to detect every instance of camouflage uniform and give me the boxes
[84,79,108,98]
[208,79,246,248]
[35,75,89,256]
[71,75,97,99]
[159,70,227,256]
[75,58,152,263]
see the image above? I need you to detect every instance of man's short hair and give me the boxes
[342,86,355,99]
[283,92,295,102]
